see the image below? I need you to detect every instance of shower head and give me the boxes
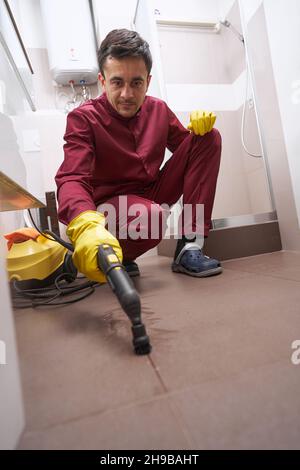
[219,19,244,43]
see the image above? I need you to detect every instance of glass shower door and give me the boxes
[157,9,275,228]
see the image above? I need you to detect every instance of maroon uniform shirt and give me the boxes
[55,92,189,225]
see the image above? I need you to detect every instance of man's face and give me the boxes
[98,56,151,118]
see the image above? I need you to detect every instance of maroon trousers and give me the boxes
[99,129,222,261]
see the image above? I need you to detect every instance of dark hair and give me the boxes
[97,29,152,76]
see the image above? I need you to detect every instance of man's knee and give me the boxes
[211,128,222,147]
[190,127,222,155]
[202,128,222,149]
[194,128,222,162]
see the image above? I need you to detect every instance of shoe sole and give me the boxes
[172,263,223,277]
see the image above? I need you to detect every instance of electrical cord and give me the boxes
[27,209,56,242]
[28,208,74,250]
[11,275,99,308]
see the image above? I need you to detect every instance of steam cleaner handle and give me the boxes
[97,244,141,323]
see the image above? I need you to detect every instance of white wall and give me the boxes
[92,0,137,40]
[166,71,246,112]
[17,0,46,48]
[263,0,300,228]
[239,0,263,22]
[219,0,264,22]
[93,0,221,31]
[0,0,42,448]
[218,0,236,20]
[0,220,25,449]
[153,0,219,21]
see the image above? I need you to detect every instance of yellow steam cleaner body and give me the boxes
[7,235,75,289]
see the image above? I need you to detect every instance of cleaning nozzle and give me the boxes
[97,245,152,355]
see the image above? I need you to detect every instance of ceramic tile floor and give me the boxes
[16,251,300,449]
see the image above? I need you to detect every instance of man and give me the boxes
[55,29,222,283]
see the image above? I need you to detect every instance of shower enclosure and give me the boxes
[133,0,281,256]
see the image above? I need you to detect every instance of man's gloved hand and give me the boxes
[66,211,123,283]
[187,110,217,136]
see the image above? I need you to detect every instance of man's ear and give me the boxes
[98,72,105,89]
[146,74,152,91]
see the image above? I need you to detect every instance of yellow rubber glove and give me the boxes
[66,211,123,283]
[187,110,217,136]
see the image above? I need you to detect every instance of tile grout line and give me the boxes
[147,354,196,449]
[147,354,168,393]
[223,267,300,283]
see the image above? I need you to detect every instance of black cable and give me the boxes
[27,209,74,251]
[27,209,55,242]
[44,230,74,251]
[11,275,100,309]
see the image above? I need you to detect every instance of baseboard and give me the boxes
[157,221,282,261]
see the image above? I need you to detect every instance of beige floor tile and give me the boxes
[18,397,192,450]
[15,284,164,431]
[170,360,300,449]
[223,251,300,282]
[135,258,300,390]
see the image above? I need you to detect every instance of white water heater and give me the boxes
[40,0,98,85]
